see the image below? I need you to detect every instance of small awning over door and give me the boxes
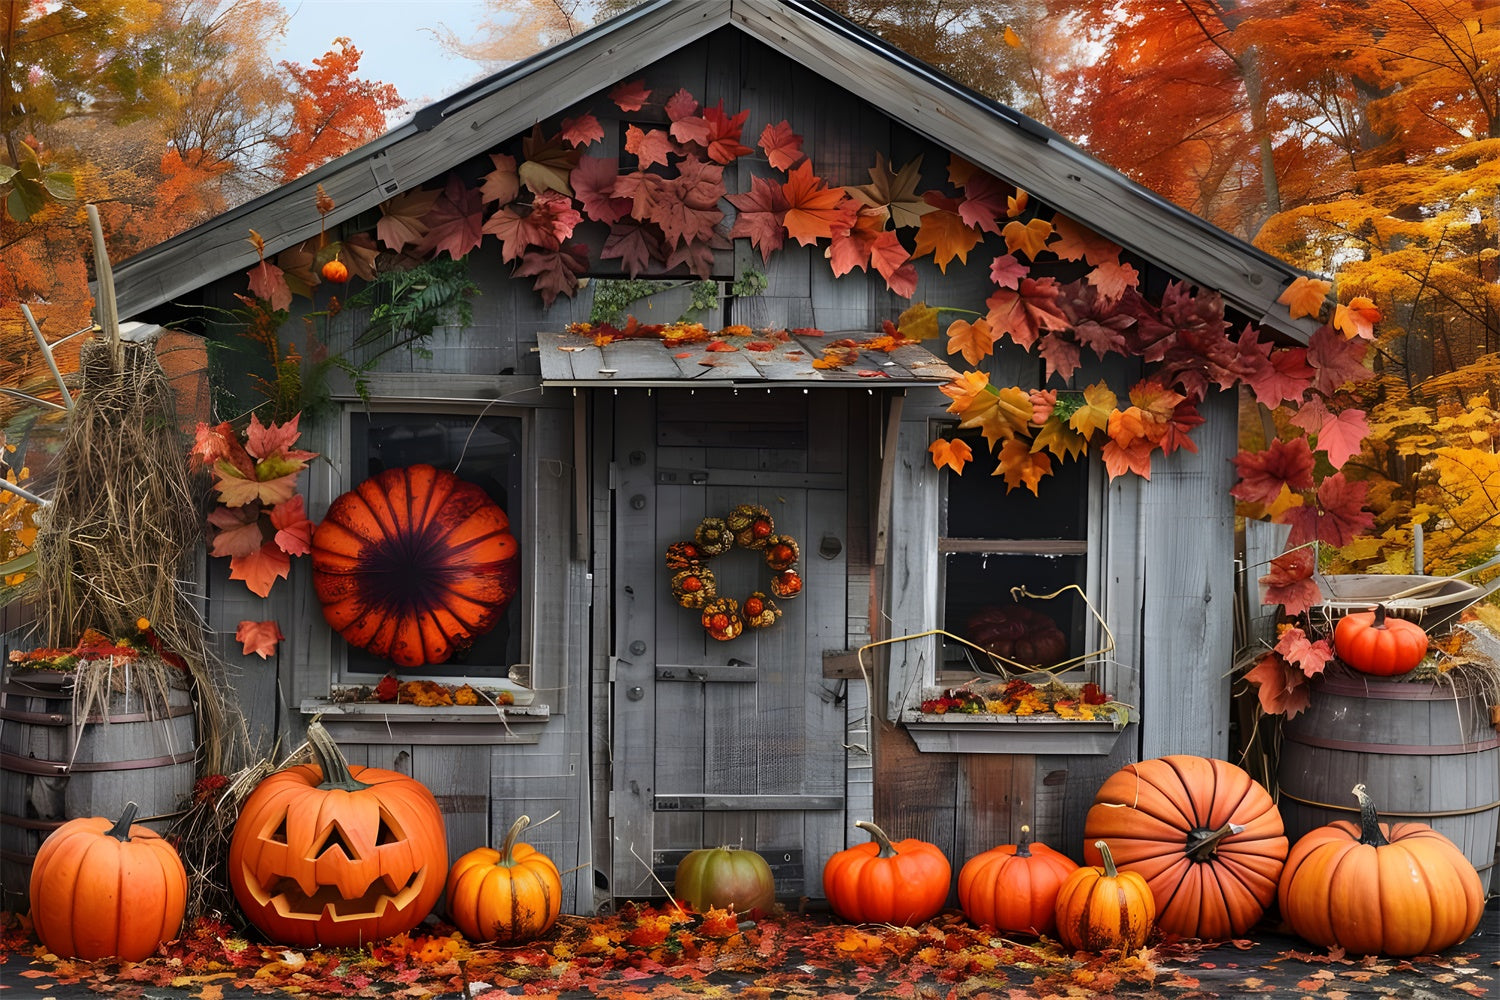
[537,329,958,388]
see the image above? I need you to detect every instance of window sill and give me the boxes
[300,699,550,745]
[900,711,1124,755]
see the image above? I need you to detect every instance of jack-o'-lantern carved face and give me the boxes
[229,723,448,948]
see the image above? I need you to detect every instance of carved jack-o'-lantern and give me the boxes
[229,722,448,947]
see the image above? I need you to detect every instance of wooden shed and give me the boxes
[49,0,1317,916]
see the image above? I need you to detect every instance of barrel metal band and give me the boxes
[0,748,197,775]
[0,703,194,726]
[1284,731,1500,755]
[1278,787,1500,818]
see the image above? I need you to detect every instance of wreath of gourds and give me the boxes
[667,503,802,641]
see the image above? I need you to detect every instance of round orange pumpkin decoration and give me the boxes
[1332,604,1428,676]
[229,721,449,948]
[1084,754,1287,941]
[446,815,562,944]
[1054,840,1155,953]
[311,464,520,667]
[822,820,951,926]
[321,256,350,283]
[29,802,187,961]
[958,824,1078,937]
[1278,783,1483,956]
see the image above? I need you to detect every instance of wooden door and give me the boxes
[611,390,852,902]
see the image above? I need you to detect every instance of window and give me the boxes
[936,428,1094,683]
[342,408,529,682]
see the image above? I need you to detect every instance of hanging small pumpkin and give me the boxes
[446,815,562,944]
[29,802,187,961]
[1278,784,1483,957]
[1332,605,1428,676]
[229,721,449,948]
[957,825,1078,937]
[321,256,350,283]
[673,846,776,916]
[311,464,520,667]
[763,535,800,571]
[743,591,781,629]
[693,517,734,555]
[769,569,802,599]
[665,541,705,570]
[1083,754,1287,941]
[726,503,774,548]
[1054,840,1155,953]
[700,596,744,641]
[822,820,951,926]
[670,567,717,609]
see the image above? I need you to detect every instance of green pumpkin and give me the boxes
[673,846,776,915]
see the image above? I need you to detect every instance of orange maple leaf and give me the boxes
[929,437,973,474]
[940,369,992,413]
[945,316,998,366]
[781,160,856,246]
[1069,381,1118,440]
[1050,214,1120,264]
[1002,217,1053,259]
[236,619,285,660]
[1277,275,1332,320]
[1332,295,1381,340]
[960,384,1033,449]
[913,202,982,272]
[1032,415,1087,461]
[996,437,1052,494]
[1007,188,1029,217]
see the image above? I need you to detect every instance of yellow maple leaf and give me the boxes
[1002,217,1052,259]
[1332,295,1381,340]
[1068,381,1117,439]
[960,385,1033,449]
[897,301,941,340]
[946,316,998,366]
[1277,275,1331,320]
[1032,415,1088,461]
[1007,188,1029,218]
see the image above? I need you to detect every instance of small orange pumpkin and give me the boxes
[1332,605,1428,676]
[29,802,187,961]
[321,256,350,283]
[446,815,562,944]
[958,824,1078,937]
[1054,840,1155,953]
[822,820,951,926]
[1278,783,1484,956]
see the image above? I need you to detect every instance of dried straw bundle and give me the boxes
[32,338,246,775]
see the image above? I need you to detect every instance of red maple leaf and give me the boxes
[208,503,263,558]
[1260,549,1323,616]
[236,619,285,660]
[984,276,1069,350]
[1059,279,1133,358]
[1274,621,1333,677]
[1309,406,1369,470]
[229,541,291,599]
[759,120,804,170]
[245,261,291,310]
[1160,397,1205,455]
[958,169,1009,235]
[572,155,631,224]
[1307,325,1374,394]
[614,168,667,222]
[483,192,580,261]
[702,100,752,163]
[602,220,665,276]
[781,160,856,246]
[610,79,651,112]
[1253,346,1316,407]
[561,113,604,147]
[1087,258,1140,302]
[989,253,1028,290]
[270,494,313,556]
[1230,437,1316,505]
[653,160,724,248]
[1243,652,1312,718]
[665,234,721,278]
[514,241,589,307]
[1050,214,1121,265]
[1281,472,1374,548]
[417,174,485,260]
[727,173,789,261]
[1037,332,1081,382]
[624,125,676,170]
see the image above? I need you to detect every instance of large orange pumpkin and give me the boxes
[29,802,187,961]
[311,463,519,667]
[446,815,562,944]
[822,820,951,926]
[1278,784,1484,956]
[957,824,1078,937]
[229,721,449,948]
[1083,755,1287,941]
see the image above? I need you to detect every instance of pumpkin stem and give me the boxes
[1351,783,1389,847]
[1372,604,1389,629]
[307,720,371,792]
[1016,824,1033,858]
[499,815,531,866]
[106,801,139,841]
[854,820,900,859]
[1185,822,1244,862]
[1093,840,1119,878]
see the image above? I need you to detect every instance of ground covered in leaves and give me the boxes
[1,904,1494,999]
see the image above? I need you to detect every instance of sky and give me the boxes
[276,1,497,117]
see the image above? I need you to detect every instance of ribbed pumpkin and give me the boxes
[1278,784,1484,956]
[673,846,776,916]
[822,821,951,926]
[229,721,448,947]
[1084,754,1287,941]
[446,815,562,944]
[1055,840,1155,953]
[957,825,1078,937]
[311,463,519,667]
[29,802,187,961]
[1332,605,1428,676]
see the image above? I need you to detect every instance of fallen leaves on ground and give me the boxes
[0,906,1493,999]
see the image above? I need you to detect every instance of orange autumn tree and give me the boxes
[270,37,402,184]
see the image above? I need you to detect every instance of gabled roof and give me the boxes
[110,0,1313,341]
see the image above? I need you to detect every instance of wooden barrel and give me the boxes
[0,665,197,912]
[1278,670,1500,886]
